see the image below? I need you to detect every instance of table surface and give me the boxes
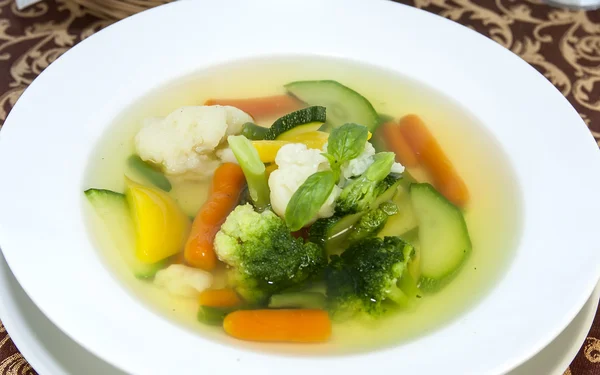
[0,0,598,374]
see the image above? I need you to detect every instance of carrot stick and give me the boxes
[205,95,304,119]
[381,121,419,167]
[223,309,331,343]
[199,288,242,308]
[398,114,469,207]
[184,163,246,270]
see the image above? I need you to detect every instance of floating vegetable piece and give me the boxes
[223,309,331,343]
[285,80,378,131]
[125,178,191,264]
[85,188,166,278]
[410,183,471,292]
[277,131,329,150]
[251,140,291,163]
[205,95,304,119]
[127,155,172,192]
[275,121,323,139]
[399,114,469,206]
[199,288,242,308]
[228,136,270,209]
[285,171,336,231]
[185,163,247,270]
[241,122,269,140]
[263,106,326,140]
[381,121,419,168]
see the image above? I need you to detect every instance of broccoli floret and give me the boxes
[325,236,414,320]
[335,152,397,215]
[347,202,398,243]
[214,203,326,304]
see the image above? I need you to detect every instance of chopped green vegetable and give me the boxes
[310,179,402,253]
[275,122,323,140]
[284,80,378,131]
[410,183,471,293]
[336,166,400,215]
[84,188,166,279]
[326,236,414,320]
[214,204,326,304]
[241,122,269,140]
[347,203,397,243]
[263,106,326,140]
[268,292,326,309]
[127,155,171,192]
[285,171,336,231]
[197,306,237,326]
[227,135,269,210]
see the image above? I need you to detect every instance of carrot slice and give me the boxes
[381,121,419,167]
[205,95,304,119]
[223,309,331,343]
[184,163,247,270]
[199,288,242,308]
[398,114,469,207]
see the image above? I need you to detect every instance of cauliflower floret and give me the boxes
[340,142,376,180]
[135,105,252,177]
[390,161,405,174]
[216,147,238,164]
[323,141,405,185]
[153,264,212,298]
[268,143,340,223]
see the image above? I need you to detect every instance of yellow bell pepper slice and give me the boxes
[125,178,191,264]
[280,131,329,150]
[251,140,290,163]
[253,129,370,164]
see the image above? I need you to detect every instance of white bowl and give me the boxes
[0,0,599,374]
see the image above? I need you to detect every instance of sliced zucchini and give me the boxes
[285,80,378,131]
[410,183,471,292]
[275,121,323,140]
[263,106,326,140]
[127,155,171,192]
[84,188,165,279]
[378,185,418,237]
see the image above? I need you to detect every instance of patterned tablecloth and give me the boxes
[0,0,598,374]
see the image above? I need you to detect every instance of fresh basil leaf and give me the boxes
[285,171,336,231]
[327,123,368,164]
[365,152,395,181]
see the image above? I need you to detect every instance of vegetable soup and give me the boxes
[84,56,520,354]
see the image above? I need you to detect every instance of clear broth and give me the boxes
[84,56,521,355]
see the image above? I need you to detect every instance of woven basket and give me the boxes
[71,0,173,20]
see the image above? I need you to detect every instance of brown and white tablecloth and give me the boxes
[0,0,598,374]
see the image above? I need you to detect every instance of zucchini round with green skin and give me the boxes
[410,183,472,292]
[285,80,379,131]
[275,121,323,140]
[263,106,326,140]
[84,188,166,279]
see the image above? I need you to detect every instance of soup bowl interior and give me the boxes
[0,0,599,374]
